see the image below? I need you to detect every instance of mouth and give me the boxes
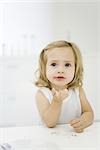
[53,76,66,80]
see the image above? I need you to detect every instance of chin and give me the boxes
[54,83,66,87]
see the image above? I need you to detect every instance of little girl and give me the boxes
[35,40,94,133]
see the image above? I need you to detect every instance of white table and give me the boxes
[0,122,100,150]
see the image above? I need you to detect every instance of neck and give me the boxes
[51,84,67,91]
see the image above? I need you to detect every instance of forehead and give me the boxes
[45,47,75,61]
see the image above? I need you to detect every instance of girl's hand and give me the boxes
[70,118,84,133]
[70,112,93,133]
[52,88,68,101]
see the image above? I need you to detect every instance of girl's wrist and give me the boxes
[53,97,62,103]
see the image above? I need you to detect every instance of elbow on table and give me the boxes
[47,124,56,128]
[45,121,56,128]
[42,116,57,128]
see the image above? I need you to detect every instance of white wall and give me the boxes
[0,2,55,56]
[0,1,99,126]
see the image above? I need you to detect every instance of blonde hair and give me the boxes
[35,40,83,90]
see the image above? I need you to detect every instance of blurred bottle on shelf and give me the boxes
[22,34,28,56]
[10,44,14,57]
[1,33,36,57]
[2,43,6,56]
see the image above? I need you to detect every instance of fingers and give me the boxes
[70,119,84,132]
[52,88,59,96]
[52,88,68,100]
[70,118,80,126]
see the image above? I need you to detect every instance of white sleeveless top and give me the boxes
[37,87,82,124]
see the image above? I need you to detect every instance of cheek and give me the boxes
[66,69,75,80]
[46,66,54,79]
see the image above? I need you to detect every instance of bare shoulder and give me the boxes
[35,89,50,113]
[79,86,86,98]
[35,89,45,101]
[79,86,93,113]
[36,89,50,102]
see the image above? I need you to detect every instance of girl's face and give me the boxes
[46,47,75,89]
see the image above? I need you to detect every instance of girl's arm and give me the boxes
[35,89,68,127]
[70,87,94,133]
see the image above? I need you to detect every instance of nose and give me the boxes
[58,68,64,73]
[57,66,64,74]
[58,71,64,74]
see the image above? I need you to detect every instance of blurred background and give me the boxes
[0,0,100,127]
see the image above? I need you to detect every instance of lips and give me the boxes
[53,76,66,79]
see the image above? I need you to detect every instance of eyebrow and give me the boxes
[49,60,74,63]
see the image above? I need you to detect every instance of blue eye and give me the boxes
[51,63,57,66]
[65,63,71,67]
